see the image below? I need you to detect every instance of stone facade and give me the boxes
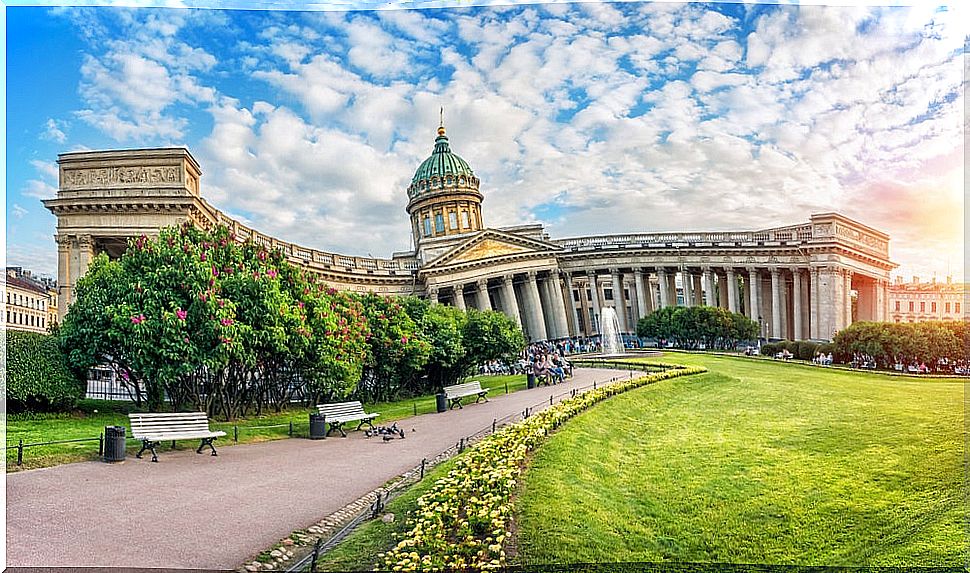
[888,277,968,322]
[44,133,897,342]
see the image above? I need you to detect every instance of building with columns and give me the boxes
[44,124,896,342]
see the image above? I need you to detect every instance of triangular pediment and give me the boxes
[423,228,562,270]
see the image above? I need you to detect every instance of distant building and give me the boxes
[4,267,55,333]
[888,276,968,323]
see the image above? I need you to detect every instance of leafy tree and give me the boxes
[60,224,367,418]
[355,293,431,403]
[461,309,526,373]
[637,306,679,342]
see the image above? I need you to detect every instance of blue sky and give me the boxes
[4,1,965,282]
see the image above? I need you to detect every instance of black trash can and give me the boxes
[309,413,327,439]
[435,393,447,413]
[527,373,536,389]
[103,426,126,463]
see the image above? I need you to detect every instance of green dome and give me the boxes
[408,127,479,198]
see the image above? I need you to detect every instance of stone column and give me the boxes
[549,273,570,340]
[642,270,655,314]
[747,267,760,325]
[526,271,548,341]
[718,272,729,309]
[565,272,582,336]
[587,271,602,332]
[667,270,678,307]
[610,269,627,331]
[810,268,820,339]
[793,268,803,340]
[801,270,811,337]
[770,268,782,338]
[634,268,648,319]
[657,268,670,308]
[476,279,491,311]
[875,279,887,322]
[427,286,439,305]
[681,271,693,307]
[692,274,703,306]
[726,268,737,313]
[55,235,72,321]
[844,270,854,327]
[501,274,521,328]
[453,284,466,311]
[703,268,715,307]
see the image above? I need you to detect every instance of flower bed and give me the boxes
[380,365,706,571]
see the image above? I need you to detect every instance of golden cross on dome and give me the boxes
[438,107,446,136]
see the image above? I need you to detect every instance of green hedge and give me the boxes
[6,331,83,412]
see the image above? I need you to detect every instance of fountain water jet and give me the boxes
[600,307,625,356]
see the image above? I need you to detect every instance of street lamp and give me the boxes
[757,315,764,350]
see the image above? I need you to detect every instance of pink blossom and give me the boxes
[267,269,278,279]
[220,318,234,327]
[297,301,304,309]
[401,336,409,345]
[183,337,190,343]
[257,250,267,261]
[175,309,187,320]
[200,252,207,262]
[211,266,219,277]
[131,314,146,324]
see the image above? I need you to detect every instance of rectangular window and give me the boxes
[435,213,445,233]
[586,289,592,302]
[577,315,585,332]
[946,302,951,313]
[920,301,925,312]
[931,302,937,313]
[956,303,961,314]
[572,290,580,302]
[909,301,914,312]
[604,288,613,301]
[449,212,458,229]
[461,211,470,228]
[895,301,900,311]
[423,217,432,237]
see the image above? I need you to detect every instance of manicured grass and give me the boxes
[515,353,965,566]
[5,374,525,471]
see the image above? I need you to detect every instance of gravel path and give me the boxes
[6,368,632,569]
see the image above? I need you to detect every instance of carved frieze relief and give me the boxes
[62,165,182,190]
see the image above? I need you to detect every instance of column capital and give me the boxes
[632,266,643,274]
[476,278,489,289]
[609,267,620,275]
[78,234,94,247]
[746,266,759,274]
[503,273,515,284]
[769,267,781,276]
[526,270,538,281]
[656,267,667,276]
[453,284,464,294]
[586,269,597,278]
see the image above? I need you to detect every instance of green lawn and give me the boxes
[515,353,965,566]
[5,374,525,471]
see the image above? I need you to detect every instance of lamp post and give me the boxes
[757,315,764,350]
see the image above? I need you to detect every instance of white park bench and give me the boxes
[128,412,227,463]
[443,381,489,410]
[316,401,379,437]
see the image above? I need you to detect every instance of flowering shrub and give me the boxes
[380,365,706,571]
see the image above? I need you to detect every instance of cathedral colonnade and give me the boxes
[426,263,889,343]
[45,143,895,342]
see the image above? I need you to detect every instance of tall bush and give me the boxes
[7,331,83,412]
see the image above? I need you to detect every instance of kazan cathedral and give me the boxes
[45,122,896,342]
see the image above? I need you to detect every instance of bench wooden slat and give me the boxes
[315,401,379,436]
[127,412,225,462]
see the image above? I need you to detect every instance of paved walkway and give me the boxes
[7,368,633,569]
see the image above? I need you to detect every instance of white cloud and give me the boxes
[42,118,67,143]
[12,204,29,219]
